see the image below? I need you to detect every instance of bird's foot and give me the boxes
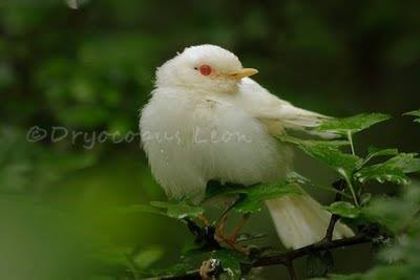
[215,211,229,238]
[229,213,250,242]
[214,213,250,255]
[215,233,250,255]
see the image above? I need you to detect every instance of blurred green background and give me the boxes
[0,0,419,279]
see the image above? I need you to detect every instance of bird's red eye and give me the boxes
[198,64,212,76]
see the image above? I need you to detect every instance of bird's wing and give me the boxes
[234,78,334,137]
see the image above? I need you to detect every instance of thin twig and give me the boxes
[325,214,340,242]
[324,179,346,241]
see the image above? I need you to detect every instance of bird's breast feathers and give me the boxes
[140,84,292,201]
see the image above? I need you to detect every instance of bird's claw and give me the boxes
[214,213,250,255]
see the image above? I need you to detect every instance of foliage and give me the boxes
[0,0,419,279]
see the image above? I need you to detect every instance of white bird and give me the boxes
[140,44,354,249]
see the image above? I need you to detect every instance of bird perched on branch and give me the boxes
[140,44,353,249]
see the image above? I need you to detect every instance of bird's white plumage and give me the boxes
[140,85,292,201]
[140,44,354,249]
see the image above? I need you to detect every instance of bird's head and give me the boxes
[155,44,258,94]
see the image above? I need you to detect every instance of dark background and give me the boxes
[0,0,419,279]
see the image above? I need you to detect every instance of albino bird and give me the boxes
[140,44,353,249]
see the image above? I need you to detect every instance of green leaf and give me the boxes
[356,168,408,185]
[150,201,204,219]
[361,147,399,167]
[279,135,361,177]
[233,180,303,214]
[317,113,391,135]
[205,173,309,214]
[326,201,360,218]
[355,153,420,185]
[205,180,248,201]
[366,147,399,159]
[403,109,420,123]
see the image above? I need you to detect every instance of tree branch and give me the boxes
[253,233,370,267]
[147,234,371,280]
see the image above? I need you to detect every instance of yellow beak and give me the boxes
[228,68,258,80]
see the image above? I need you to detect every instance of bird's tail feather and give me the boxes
[265,194,354,249]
